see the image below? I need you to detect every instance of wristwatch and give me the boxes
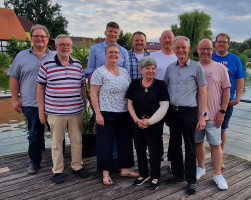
[219,109,226,114]
[201,112,207,117]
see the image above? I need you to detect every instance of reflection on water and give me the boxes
[0,73,10,94]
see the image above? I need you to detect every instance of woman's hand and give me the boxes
[96,113,104,126]
[137,119,148,129]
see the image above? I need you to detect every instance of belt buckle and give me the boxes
[173,105,179,111]
[142,115,149,119]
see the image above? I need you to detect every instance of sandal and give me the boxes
[120,170,139,178]
[103,174,113,186]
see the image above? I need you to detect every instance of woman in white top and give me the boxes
[90,43,139,186]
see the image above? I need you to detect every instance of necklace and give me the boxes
[140,78,155,92]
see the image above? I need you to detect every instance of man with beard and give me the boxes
[151,30,177,80]
[37,34,89,184]
[212,33,246,169]
[128,31,150,79]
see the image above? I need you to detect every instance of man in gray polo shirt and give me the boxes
[7,24,55,174]
[164,36,207,195]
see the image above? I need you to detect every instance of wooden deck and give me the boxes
[0,134,250,200]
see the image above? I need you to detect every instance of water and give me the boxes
[0,69,250,157]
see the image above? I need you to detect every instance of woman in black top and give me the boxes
[126,56,169,190]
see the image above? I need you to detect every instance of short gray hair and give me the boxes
[140,56,157,69]
[105,43,120,53]
[30,24,50,38]
[55,34,72,45]
[173,36,190,47]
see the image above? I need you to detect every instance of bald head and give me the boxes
[160,30,175,55]
[197,38,214,65]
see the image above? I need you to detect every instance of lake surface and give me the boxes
[0,69,250,158]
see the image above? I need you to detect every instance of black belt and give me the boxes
[170,105,197,112]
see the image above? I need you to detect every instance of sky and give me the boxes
[1,0,251,42]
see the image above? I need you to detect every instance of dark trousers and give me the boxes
[168,107,197,184]
[96,112,134,171]
[22,106,45,166]
[133,121,163,179]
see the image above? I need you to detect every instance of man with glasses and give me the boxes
[212,33,246,169]
[8,24,55,175]
[37,34,89,184]
[196,39,230,190]
[164,36,207,195]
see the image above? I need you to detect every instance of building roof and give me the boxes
[17,16,34,32]
[0,8,27,41]
[146,42,162,52]
[71,37,105,48]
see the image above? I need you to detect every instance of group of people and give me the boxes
[7,21,246,195]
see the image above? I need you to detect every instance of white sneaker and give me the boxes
[214,174,228,190]
[196,167,206,180]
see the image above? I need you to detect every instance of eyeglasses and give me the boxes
[57,43,72,47]
[199,48,213,51]
[216,41,229,44]
[107,51,119,54]
[31,35,48,39]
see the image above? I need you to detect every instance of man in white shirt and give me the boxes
[151,30,177,80]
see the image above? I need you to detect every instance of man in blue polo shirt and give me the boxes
[7,24,55,175]
[212,33,246,169]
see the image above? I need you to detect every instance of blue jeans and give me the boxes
[221,105,233,131]
[22,107,45,166]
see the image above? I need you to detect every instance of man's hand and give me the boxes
[12,100,22,113]
[229,99,240,107]
[196,116,206,131]
[214,112,225,128]
[137,119,148,129]
[39,111,47,124]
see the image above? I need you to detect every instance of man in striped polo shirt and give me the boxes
[37,34,89,184]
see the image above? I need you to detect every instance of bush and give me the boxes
[7,37,31,60]
[0,52,11,73]
[243,49,251,58]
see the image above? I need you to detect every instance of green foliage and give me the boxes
[243,49,251,58]
[243,38,251,49]
[229,48,240,56]
[4,0,68,38]
[71,39,95,134]
[171,10,212,59]
[117,30,133,50]
[247,62,251,68]
[0,53,11,73]
[239,54,248,69]
[237,42,250,53]
[7,37,31,59]
[71,40,94,68]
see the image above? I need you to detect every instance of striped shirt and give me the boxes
[37,55,85,115]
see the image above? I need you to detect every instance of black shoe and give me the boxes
[187,183,196,195]
[166,176,184,184]
[72,168,89,178]
[27,163,40,175]
[134,177,150,186]
[150,179,159,190]
[53,173,64,184]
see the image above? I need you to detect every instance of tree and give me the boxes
[243,49,251,58]
[117,30,133,50]
[4,0,68,38]
[0,53,11,73]
[7,37,31,60]
[243,38,251,49]
[237,42,250,53]
[171,10,212,58]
